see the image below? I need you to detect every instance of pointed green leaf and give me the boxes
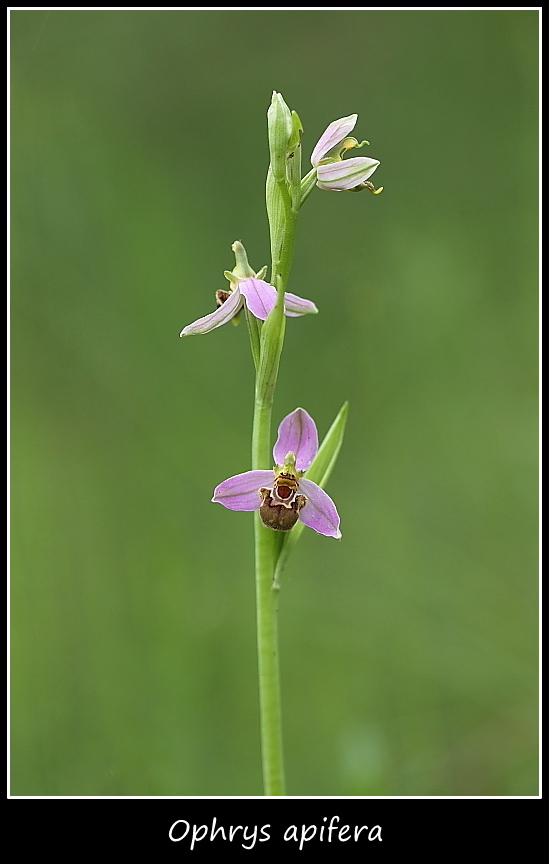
[303,400,349,487]
[299,168,318,208]
[255,298,286,412]
[266,166,286,274]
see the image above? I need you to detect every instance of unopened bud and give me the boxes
[267,91,293,182]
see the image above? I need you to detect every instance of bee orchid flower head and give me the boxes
[212,408,341,539]
[310,113,383,193]
[180,241,318,336]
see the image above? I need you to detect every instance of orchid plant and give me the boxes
[180,93,382,795]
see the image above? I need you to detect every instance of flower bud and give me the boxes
[308,113,382,196]
[267,91,293,182]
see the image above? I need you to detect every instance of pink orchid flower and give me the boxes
[212,408,341,538]
[180,279,317,337]
[311,113,381,192]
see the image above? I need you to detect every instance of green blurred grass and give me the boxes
[11,9,538,795]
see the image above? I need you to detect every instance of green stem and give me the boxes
[252,361,285,796]
[254,512,284,795]
[252,171,298,796]
[252,312,285,796]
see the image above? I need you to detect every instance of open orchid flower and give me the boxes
[212,408,341,539]
[310,113,382,193]
[180,278,318,337]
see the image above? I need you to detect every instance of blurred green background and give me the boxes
[11,10,538,796]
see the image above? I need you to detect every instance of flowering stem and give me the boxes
[252,353,286,795]
[251,169,298,797]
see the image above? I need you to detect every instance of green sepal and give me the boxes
[226,265,268,285]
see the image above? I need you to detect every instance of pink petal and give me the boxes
[316,156,380,191]
[310,114,358,167]
[283,291,318,318]
[238,278,278,321]
[180,287,244,336]
[298,478,341,538]
[273,408,318,471]
[212,470,274,511]
[238,278,318,321]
